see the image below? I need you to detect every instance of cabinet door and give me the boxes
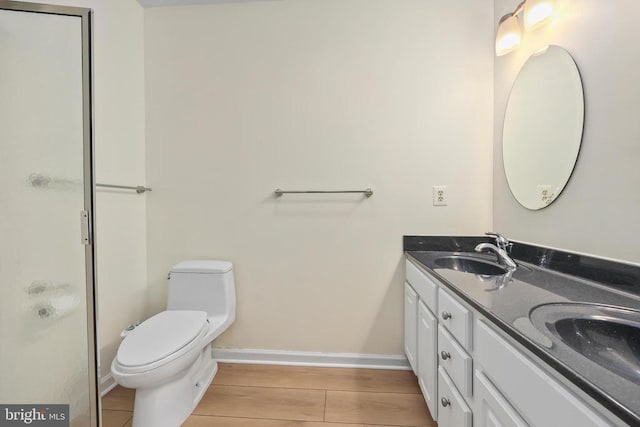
[404,282,418,373]
[474,369,528,427]
[418,300,438,420]
[475,319,610,427]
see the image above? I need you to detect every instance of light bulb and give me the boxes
[524,0,555,31]
[495,14,522,57]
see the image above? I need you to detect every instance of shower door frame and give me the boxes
[0,1,99,425]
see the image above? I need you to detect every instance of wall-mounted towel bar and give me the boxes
[96,183,152,193]
[274,188,373,198]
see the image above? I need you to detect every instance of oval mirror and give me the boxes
[502,45,584,210]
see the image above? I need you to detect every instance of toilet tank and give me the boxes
[167,260,236,320]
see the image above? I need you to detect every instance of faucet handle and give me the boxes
[485,232,509,250]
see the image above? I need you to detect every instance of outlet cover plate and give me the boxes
[433,185,447,206]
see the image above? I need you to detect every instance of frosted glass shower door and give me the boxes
[0,4,97,426]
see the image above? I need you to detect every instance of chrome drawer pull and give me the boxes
[442,311,452,320]
[441,397,451,407]
[440,351,451,360]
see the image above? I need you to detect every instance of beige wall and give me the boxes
[90,0,147,382]
[493,0,640,264]
[145,0,493,354]
[21,0,148,380]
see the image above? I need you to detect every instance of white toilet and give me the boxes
[111,260,236,427]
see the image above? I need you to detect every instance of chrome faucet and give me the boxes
[475,232,517,270]
[485,232,511,252]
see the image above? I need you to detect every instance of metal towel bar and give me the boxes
[96,183,152,193]
[274,188,373,198]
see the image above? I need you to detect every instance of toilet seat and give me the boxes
[115,310,209,375]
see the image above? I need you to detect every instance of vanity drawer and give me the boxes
[438,324,472,398]
[438,288,472,351]
[406,260,438,313]
[437,366,472,427]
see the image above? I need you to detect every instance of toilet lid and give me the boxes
[117,310,208,367]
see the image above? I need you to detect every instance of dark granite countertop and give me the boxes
[404,236,640,426]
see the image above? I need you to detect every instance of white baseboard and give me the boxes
[211,348,410,370]
[100,373,117,397]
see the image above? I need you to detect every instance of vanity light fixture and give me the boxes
[495,0,556,56]
[524,0,556,31]
[495,13,522,57]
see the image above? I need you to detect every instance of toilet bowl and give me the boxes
[111,260,236,427]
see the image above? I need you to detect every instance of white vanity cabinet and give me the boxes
[404,257,623,427]
[405,260,440,419]
[405,259,473,425]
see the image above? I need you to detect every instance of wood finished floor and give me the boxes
[102,363,436,427]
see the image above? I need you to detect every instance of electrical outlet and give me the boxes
[537,185,555,206]
[433,185,447,206]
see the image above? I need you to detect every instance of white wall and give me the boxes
[20,0,148,381]
[145,0,493,354]
[493,0,640,264]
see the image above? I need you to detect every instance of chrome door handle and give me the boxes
[441,397,451,407]
[440,351,451,360]
[442,311,452,320]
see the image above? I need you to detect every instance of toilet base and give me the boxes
[131,346,217,427]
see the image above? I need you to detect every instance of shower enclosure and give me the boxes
[0,1,99,425]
